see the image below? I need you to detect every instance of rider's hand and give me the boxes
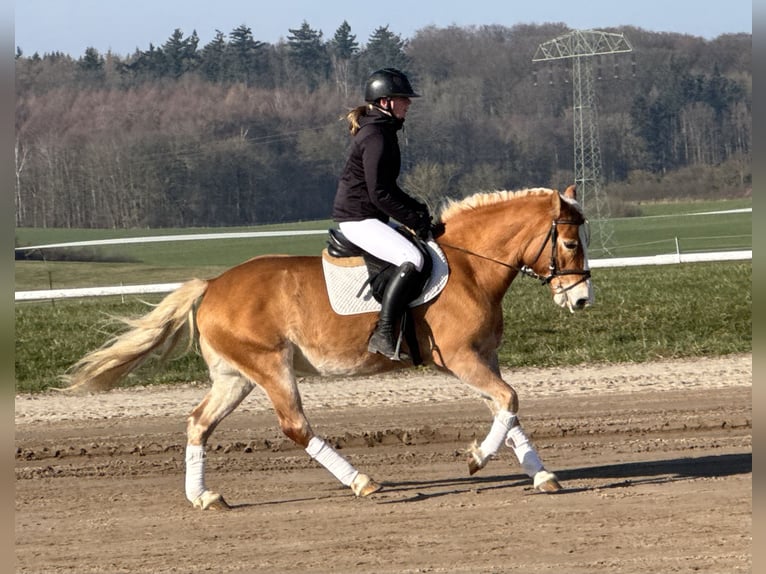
[414,212,433,240]
[430,221,445,238]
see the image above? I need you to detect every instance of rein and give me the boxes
[438,219,591,292]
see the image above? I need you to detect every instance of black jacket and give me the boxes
[332,107,429,231]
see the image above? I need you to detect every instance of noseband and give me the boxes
[440,219,591,293]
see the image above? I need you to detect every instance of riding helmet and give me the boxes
[364,68,421,102]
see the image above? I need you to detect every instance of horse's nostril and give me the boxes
[575,298,589,309]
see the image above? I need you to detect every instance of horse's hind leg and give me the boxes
[184,341,255,510]
[250,349,381,498]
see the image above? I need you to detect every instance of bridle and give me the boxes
[519,219,591,292]
[439,219,591,293]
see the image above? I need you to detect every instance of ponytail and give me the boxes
[344,104,371,135]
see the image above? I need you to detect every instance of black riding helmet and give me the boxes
[364,68,421,102]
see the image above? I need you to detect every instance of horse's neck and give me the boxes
[441,217,525,301]
[445,198,555,294]
[446,207,528,259]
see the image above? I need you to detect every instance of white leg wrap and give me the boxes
[305,437,359,487]
[185,444,207,502]
[505,424,544,477]
[476,410,516,464]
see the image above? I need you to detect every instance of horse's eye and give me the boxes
[563,240,578,250]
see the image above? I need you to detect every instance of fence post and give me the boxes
[48,271,55,308]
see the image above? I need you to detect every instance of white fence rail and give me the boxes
[587,249,752,268]
[15,250,752,302]
[14,230,328,252]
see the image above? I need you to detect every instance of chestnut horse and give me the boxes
[65,185,592,510]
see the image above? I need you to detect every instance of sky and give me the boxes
[14,0,753,58]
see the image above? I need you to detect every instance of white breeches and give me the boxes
[339,219,424,271]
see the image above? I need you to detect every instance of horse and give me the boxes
[64,185,593,510]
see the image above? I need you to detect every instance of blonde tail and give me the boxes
[62,278,209,393]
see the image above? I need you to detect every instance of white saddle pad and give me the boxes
[321,241,450,316]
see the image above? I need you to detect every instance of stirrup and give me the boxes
[368,331,409,361]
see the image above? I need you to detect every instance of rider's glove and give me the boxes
[413,211,433,240]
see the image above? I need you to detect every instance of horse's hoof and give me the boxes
[351,473,382,497]
[192,491,231,510]
[533,470,562,492]
[467,443,486,475]
[468,456,485,476]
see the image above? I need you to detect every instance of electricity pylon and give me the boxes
[533,29,632,255]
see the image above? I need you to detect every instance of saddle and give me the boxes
[325,227,433,302]
[322,227,450,365]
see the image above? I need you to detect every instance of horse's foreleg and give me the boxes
[504,423,561,492]
[467,408,514,474]
[450,353,560,491]
[468,409,561,492]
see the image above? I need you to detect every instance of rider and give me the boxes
[332,68,433,361]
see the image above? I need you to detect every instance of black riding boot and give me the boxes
[368,262,420,361]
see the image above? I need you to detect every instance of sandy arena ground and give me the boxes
[15,354,751,573]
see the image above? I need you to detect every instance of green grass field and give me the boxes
[14,199,752,393]
[14,261,751,393]
[601,198,751,258]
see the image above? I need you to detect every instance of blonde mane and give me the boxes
[438,187,557,222]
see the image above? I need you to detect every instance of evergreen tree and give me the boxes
[123,43,167,80]
[227,24,266,86]
[331,20,358,58]
[199,30,228,83]
[328,21,359,97]
[703,65,743,121]
[362,25,409,73]
[78,47,104,72]
[286,21,328,91]
[76,47,105,86]
[162,29,200,78]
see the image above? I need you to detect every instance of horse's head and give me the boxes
[437,185,593,312]
[523,185,594,312]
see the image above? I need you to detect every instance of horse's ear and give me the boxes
[563,184,577,200]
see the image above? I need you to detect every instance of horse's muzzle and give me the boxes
[572,297,591,310]
[553,278,593,312]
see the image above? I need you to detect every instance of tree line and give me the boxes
[15,21,751,228]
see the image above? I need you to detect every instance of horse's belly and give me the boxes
[291,344,399,378]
